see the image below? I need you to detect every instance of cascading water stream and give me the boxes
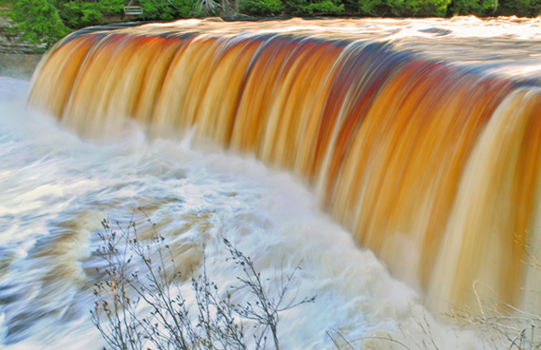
[0,75,457,350]
[28,17,541,313]
[2,16,541,349]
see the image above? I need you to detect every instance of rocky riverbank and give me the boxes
[0,53,42,79]
[0,13,43,79]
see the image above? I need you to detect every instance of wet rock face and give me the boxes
[0,15,43,78]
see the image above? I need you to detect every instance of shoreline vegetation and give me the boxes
[1,0,541,53]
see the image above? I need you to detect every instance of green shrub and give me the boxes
[358,0,450,16]
[447,0,497,16]
[238,0,284,16]
[284,0,344,15]
[59,0,124,29]
[497,0,541,16]
[1,0,69,49]
[139,0,198,21]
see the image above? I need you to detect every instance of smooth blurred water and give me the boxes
[0,76,487,349]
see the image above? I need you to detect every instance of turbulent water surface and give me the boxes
[0,76,480,350]
[3,16,541,349]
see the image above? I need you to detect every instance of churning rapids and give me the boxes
[3,16,541,349]
[0,76,448,350]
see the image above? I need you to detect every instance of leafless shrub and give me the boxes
[326,328,413,350]
[448,281,541,350]
[91,215,314,350]
[446,237,541,350]
[328,240,541,350]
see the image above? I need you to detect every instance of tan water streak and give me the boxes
[429,89,541,311]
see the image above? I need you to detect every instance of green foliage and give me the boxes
[238,0,284,16]
[59,0,124,29]
[447,0,496,15]
[358,0,450,16]
[3,0,541,51]
[139,0,197,21]
[1,0,69,50]
[358,0,395,16]
[497,0,541,16]
[284,0,344,15]
[409,0,450,15]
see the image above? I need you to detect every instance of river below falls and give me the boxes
[0,73,496,349]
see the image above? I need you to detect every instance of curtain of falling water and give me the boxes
[27,22,541,314]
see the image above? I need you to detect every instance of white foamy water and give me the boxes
[0,76,486,349]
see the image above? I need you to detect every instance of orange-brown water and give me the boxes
[28,17,541,314]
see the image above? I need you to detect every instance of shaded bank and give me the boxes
[0,15,43,78]
[0,53,42,79]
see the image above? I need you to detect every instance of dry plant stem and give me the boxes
[91,212,315,350]
[448,268,541,350]
[397,310,440,350]
[326,329,355,350]
[473,280,498,348]
[326,328,411,350]
[223,238,315,350]
[523,238,541,273]
[326,239,541,350]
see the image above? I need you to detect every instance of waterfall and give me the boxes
[28,18,541,314]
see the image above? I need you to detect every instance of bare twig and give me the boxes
[91,212,314,350]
